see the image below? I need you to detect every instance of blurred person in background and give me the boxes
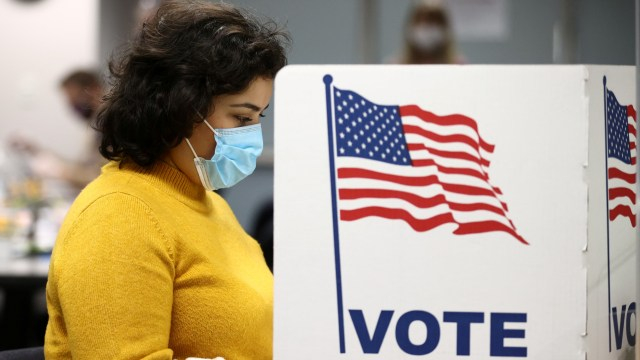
[0,71,104,351]
[10,70,104,191]
[45,1,288,358]
[397,0,461,64]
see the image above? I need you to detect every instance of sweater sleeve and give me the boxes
[46,193,175,359]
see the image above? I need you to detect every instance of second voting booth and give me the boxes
[273,65,637,359]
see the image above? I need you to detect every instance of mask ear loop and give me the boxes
[195,110,220,136]
[186,111,219,157]
[185,138,199,158]
[202,119,219,136]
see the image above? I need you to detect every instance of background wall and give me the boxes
[577,0,636,64]
[0,0,99,161]
[99,1,137,71]
[0,0,635,231]
[224,0,636,230]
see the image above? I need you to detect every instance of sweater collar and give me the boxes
[106,160,210,211]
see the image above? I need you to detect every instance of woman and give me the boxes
[44,1,288,359]
[399,0,460,64]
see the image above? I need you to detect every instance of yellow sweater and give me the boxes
[45,161,273,360]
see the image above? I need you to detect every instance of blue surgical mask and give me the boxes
[185,121,263,190]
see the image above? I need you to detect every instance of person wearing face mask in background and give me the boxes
[44,1,289,359]
[10,70,105,191]
[395,0,462,65]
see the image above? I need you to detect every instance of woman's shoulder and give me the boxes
[60,163,174,239]
[53,189,175,266]
[61,190,160,239]
[79,161,178,207]
[69,169,152,219]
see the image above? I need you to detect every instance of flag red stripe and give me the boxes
[629,124,636,135]
[609,187,636,204]
[342,207,526,243]
[340,207,455,232]
[628,105,637,121]
[339,188,446,207]
[452,203,517,232]
[632,157,637,166]
[609,204,637,227]
[403,124,492,161]
[608,167,637,184]
[410,158,503,195]
[399,105,495,153]
[407,143,490,167]
[454,221,529,245]
[338,167,438,186]
[631,142,637,150]
[338,168,506,204]
[411,158,486,180]
[339,188,508,216]
[441,182,503,200]
[449,201,510,217]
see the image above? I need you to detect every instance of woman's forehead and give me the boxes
[215,78,273,107]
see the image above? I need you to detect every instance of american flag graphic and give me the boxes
[331,86,527,244]
[606,87,638,227]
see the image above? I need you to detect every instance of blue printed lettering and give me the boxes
[490,313,527,357]
[626,302,636,346]
[443,311,485,355]
[395,310,441,355]
[612,305,627,350]
[612,302,636,350]
[349,309,527,356]
[349,309,394,353]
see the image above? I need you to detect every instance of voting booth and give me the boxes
[273,65,637,359]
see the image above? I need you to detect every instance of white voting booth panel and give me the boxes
[273,65,637,359]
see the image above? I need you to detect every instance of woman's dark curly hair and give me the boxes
[95,0,289,166]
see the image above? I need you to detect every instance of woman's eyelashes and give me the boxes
[235,113,264,124]
[235,115,254,123]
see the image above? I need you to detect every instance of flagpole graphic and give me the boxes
[324,75,534,353]
[603,76,612,352]
[324,74,346,353]
[602,75,638,352]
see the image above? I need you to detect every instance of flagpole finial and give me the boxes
[603,76,607,86]
[323,74,333,86]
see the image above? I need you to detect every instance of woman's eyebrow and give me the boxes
[230,103,270,112]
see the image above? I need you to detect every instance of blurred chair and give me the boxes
[0,347,44,360]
